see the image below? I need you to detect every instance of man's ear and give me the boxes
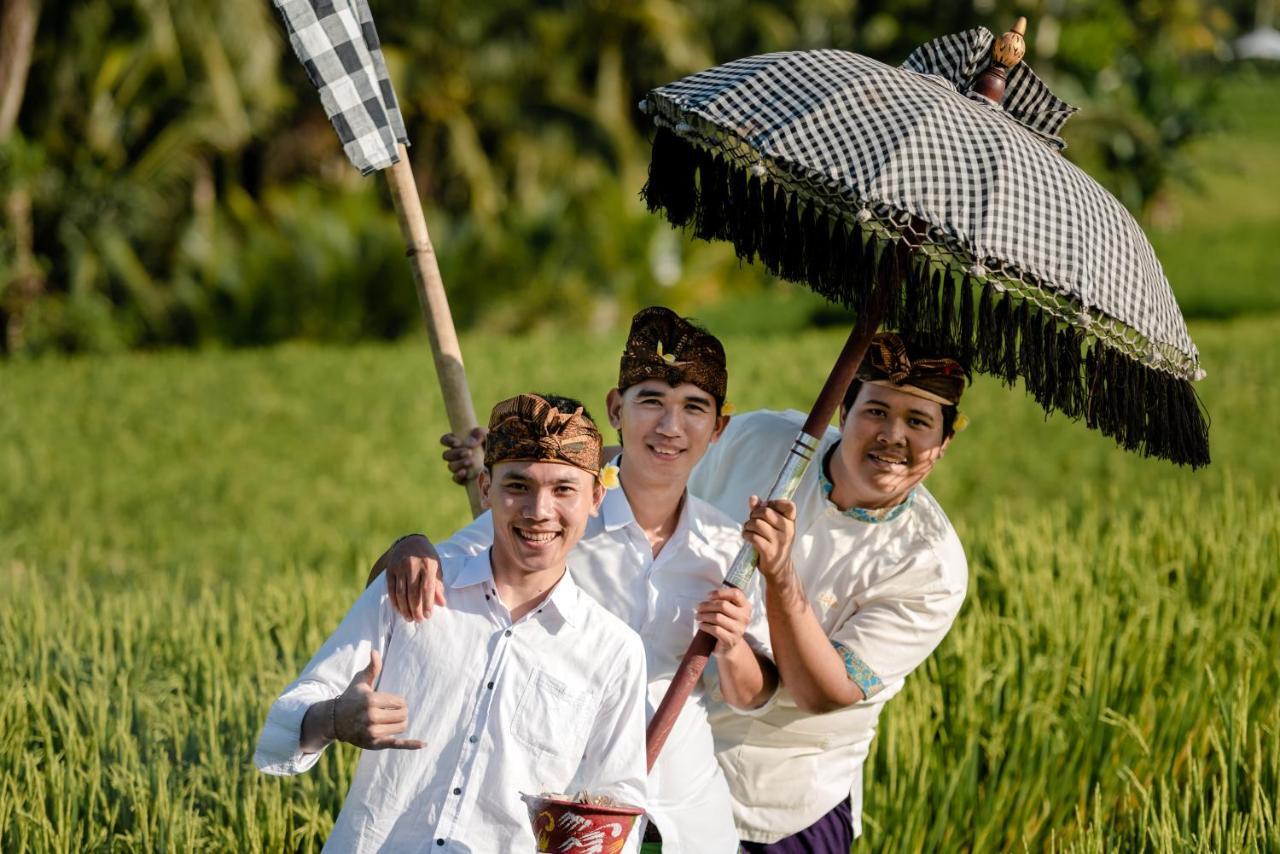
[936,433,953,459]
[711,413,730,443]
[477,469,492,510]
[605,388,624,429]
[591,479,606,514]
[838,405,848,429]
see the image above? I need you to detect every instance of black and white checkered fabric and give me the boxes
[903,28,1078,145]
[645,48,1200,375]
[274,0,408,174]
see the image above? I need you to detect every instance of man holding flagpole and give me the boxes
[373,308,778,852]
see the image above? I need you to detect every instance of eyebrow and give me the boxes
[501,473,579,487]
[636,388,713,407]
[862,398,936,421]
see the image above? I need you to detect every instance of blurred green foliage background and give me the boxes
[0,0,1269,356]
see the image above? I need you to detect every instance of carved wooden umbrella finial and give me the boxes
[973,17,1028,104]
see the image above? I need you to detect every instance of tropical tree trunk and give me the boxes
[1,0,42,354]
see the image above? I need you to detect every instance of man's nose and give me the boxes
[524,487,555,519]
[879,419,907,444]
[657,406,682,435]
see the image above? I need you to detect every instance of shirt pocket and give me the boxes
[512,668,594,760]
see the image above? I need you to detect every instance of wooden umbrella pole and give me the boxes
[645,293,889,769]
[384,144,484,518]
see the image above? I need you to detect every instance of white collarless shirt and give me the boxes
[689,410,968,844]
[440,470,771,854]
[255,552,648,853]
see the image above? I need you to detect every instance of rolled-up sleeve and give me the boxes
[829,546,966,699]
[254,579,395,775]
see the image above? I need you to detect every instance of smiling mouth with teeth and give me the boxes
[516,529,560,544]
[648,445,683,459]
[867,452,908,466]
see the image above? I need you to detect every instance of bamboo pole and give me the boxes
[383,144,484,518]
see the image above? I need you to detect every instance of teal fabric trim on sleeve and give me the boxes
[832,640,884,699]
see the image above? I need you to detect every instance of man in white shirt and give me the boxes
[372,307,777,853]
[255,393,648,853]
[694,333,970,851]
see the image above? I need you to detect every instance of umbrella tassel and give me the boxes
[1017,301,1039,403]
[959,274,976,367]
[939,269,957,351]
[1122,356,1145,452]
[784,198,808,283]
[1143,365,1172,461]
[693,149,726,242]
[1084,341,1101,432]
[975,285,996,374]
[806,210,834,302]
[643,128,697,227]
[829,222,855,310]
[736,172,764,264]
[1036,313,1058,415]
[1055,326,1084,419]
[991,294,1015,385]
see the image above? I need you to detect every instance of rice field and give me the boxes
[1,308,1278,851]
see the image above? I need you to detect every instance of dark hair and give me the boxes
[841,380,958,438]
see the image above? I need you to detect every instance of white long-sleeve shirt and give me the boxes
[440,472,772,854]
[254,551,648,853]
[690,410,968,844]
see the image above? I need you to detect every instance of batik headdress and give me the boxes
[857,333,969,406]
[618,306,728,404]
[484,394,603,475]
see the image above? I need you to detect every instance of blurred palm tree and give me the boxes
[0,0,1239,354]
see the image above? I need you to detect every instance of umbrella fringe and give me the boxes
[640,128,1210,467]
[958,273,976,367]
[643,128,698,227]
[939,269,957,347]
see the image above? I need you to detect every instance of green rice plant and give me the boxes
[1,314,1277,850]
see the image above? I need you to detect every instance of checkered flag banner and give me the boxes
[641,34,1209,466]
[274,0,408,174]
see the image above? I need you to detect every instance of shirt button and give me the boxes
[436,839,445,846]
[453,787,462,795]
[469,735,478,743]
[504,630,512,637]
[487,681,494,689]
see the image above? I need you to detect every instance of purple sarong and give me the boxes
[739,798,853,854]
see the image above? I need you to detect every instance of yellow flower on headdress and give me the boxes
[656,341,676,364]
[953,412,970,433]
[721,401,736,415]
[600,463,620,489]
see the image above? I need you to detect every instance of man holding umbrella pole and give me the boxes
[694,332,969,851]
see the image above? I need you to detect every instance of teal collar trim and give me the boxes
[819,443,916,524]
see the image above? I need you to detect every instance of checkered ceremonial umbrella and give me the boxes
[642,19,1210,769]
[641,24,1209,468]
[272,0,484,516]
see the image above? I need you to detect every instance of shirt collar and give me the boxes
[601,454,708,546]
[818,442,917,524]
[447,551,581,626]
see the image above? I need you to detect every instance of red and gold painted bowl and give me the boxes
[520,793,644,853]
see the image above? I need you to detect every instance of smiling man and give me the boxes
[691,332,970,852]
[254,394,647,853]
[372,308,775,853]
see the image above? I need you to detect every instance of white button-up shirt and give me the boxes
[254,552,648,853]
[690,410,967,844]
[440,471,771,854]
